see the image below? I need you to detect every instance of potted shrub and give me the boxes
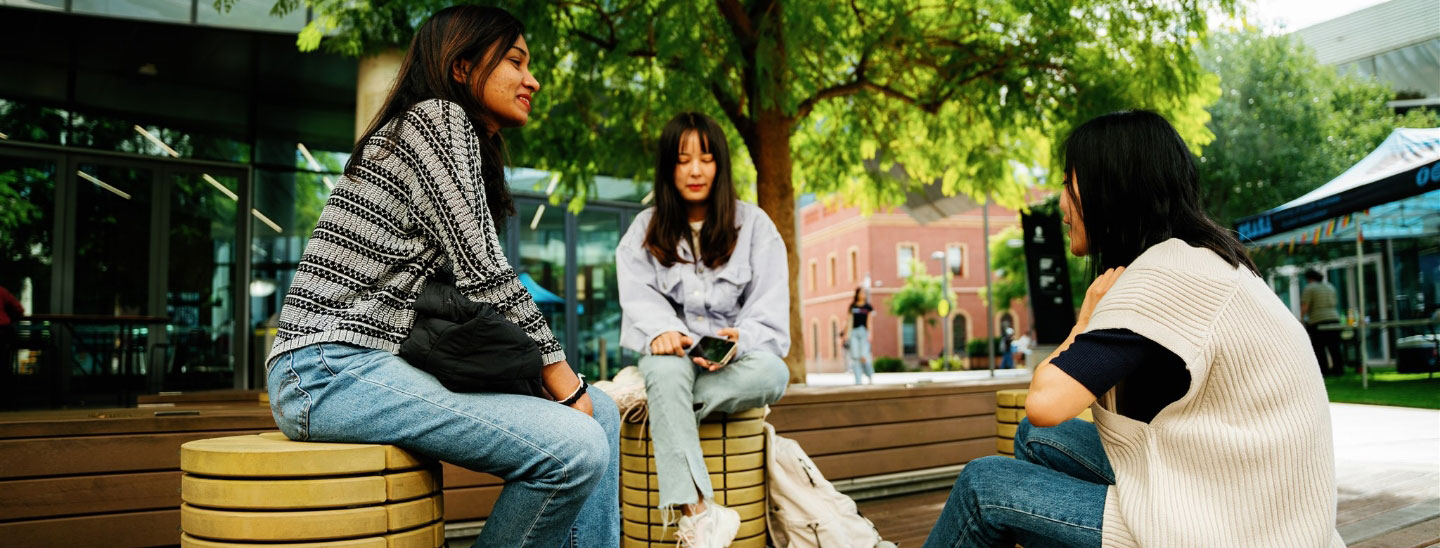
[966,337,1000,369]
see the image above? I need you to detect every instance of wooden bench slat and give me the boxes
[768,392,996,432]
[782,415,994,457]
[441,464,505,488]
[0,470,180,521]
[0,409,276,440]
[441,485,502,522]
[0,508,180,548]
[0,430,272,479]
[769,381,1028,406]
[809,438,994,481]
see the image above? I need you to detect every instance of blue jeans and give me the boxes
[638,351,788,510]
[847,326,874,384]
[924,418,1110,548]
[268,343,620,548]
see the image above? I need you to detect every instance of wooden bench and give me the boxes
[1,380,1028,546]
[769,379,1028,482]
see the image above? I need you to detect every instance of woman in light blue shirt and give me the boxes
[617,112,790,547]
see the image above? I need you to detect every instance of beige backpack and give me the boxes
[764,423,895,548]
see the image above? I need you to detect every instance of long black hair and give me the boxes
[644,112,739,268]
[345,5,521,222]
[849,287,866,309]
[1061,110,1257,275]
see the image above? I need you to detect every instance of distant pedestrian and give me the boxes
[999,327,1016,369]
[1301,269,1345,376]
[1013,328,1033,368]
[846,288,875,384]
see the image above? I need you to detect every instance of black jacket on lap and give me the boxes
[399,279,548,398]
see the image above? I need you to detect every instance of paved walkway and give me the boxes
[859,403,1440,546]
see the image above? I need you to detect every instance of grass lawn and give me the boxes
[1324,368,1440,409]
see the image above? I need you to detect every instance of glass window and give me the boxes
[812,322,820,361]
[197,1,307,33]
[249,169,329,376]
[808,260,817,292]
[0,155,58,408]
[828,255,836,287]
[517,201,568,351]
[165,170,239,391]
[830,319,839,358]
[898,244,916,278]
[5,0,66,10]
[849,249,858,282]
[0,100,67,145]
[576,209,622,380]
[72,162,155,317]
[947,244,964,277]
[902,318,917,356]
[952,315,968,356]
[72,0,193,23]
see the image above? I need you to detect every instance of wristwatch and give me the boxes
[558,374,588,407]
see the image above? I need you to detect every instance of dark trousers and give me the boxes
[1307,323,1346,376]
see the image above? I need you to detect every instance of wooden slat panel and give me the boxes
[0,471,180,521]
[137,390,263,405]
[809,438,995,481]
[0,430,270,479]
[0,508,180,548]
[783,416,994,457]
[443,485,503,522]
[442,464,505,488]
[770,380,1028,406]
[767,393,995,432]
[0,409,275,440]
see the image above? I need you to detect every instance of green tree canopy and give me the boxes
[1197,27,1440,224]
[887,261,954,326]
[227,0,1234,381]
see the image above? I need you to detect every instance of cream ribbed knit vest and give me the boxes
[1086,239,1344,548]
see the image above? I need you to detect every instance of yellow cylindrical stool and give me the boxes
[996,389,1093,457]
[179,432,444,548]
[619,408,767,548]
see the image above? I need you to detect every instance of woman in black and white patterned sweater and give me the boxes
[264,7,620,548]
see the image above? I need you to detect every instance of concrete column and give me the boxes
[355,49,405,142]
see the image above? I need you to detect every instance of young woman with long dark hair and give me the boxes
[265,7,620,547]
[617,112,790,548]
[845,287,875,384]
[924,111,1342,547]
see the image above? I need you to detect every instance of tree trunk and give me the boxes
[751,114,807,384]
[355,49,405,142]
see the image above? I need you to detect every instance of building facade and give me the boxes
[799,202,1031,373]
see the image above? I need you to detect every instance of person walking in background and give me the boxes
[617,112,790,548]
[1012,328,1033,369]
[1302,269,1345,376]
[846,287,875,384]
[262,8,621,547]
[998,327,1016,369]
[924,110,1342,548]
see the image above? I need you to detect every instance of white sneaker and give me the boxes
[675,503,741,548]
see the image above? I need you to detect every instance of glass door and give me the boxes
[0,152,61,409]
[161,168,244,393]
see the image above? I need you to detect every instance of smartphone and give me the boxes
[688,335,738,366]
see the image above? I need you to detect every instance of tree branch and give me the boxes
[715,0,757,48]
[710,80,755,139]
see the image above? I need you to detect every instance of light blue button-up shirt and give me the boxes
[617,201,791,358]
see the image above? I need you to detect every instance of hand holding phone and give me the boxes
[688,335,738,371]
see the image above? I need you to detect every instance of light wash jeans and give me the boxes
[267,342,620,548]
[925,418,1109,548]
[846,326,874,384]
[637,351,789,510]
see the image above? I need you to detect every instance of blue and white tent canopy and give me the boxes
[1237,128,1440,245]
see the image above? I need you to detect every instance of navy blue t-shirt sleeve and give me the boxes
[1050,328,1183,398]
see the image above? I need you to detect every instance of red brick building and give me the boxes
[799,202,1032,373]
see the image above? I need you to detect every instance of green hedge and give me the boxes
[965,336,1006,357]
[873,356,905,373]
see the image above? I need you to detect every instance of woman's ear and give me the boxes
[451,60,472,85]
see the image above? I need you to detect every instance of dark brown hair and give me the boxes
[1061,110,1258,275]
[345,5,522,222]
[644,112,739,268]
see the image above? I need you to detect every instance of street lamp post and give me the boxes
[931,250,951,369]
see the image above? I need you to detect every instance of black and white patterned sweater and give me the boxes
[267,99,565,368]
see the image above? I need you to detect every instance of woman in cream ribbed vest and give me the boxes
[925,111,1344,548]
